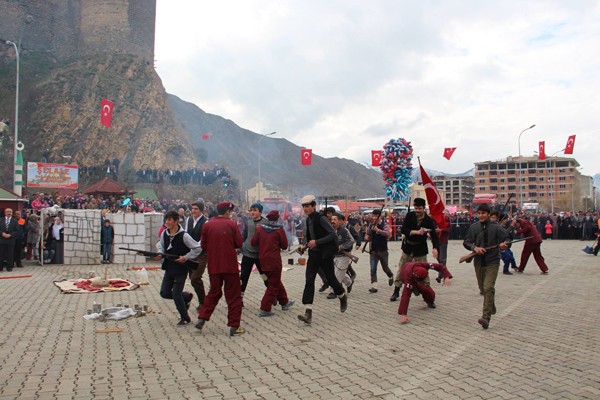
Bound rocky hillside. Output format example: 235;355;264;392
168;94;384;198
0;52;197;186
1;48;385;198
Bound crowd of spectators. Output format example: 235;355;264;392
34;154;232;187
14;191;600;245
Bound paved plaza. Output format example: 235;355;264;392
0;239;599;399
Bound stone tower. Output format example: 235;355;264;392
0;0;156;62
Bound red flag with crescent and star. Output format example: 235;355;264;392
371;150;382;166
564;135;576;155
100;98;113;127
443;147;456;160
301;149;312;166
418;159;448;229
538;141;546;160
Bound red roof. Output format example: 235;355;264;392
83;177;128;195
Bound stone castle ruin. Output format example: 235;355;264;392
1;0;156;62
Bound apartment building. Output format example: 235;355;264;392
431;175;475;210
474;156;590;211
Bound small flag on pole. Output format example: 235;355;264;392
443;147;457;160
564;135;576;154
301;149;312;166
371;150;382;166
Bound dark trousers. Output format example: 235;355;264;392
369;250;393;283
159;270;190;320
518;242;548;272
240;255;267;293
102;242;112;261
198;273;243;327
0;242;15;270
261;269;289;312
14;239;23;267
302;251;344;305
188;254;207;304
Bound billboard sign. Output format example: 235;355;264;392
26;162;78;189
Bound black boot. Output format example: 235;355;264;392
339;293;348;313
297;309;312;324
390;286;400;302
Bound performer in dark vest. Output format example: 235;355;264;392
157;211;201;326
391;198;439;301
186;201;208;311
364;209;394;294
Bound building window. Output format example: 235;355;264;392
559;176;566;181
490;186;498;191
559;184;566;189
490;178;497;183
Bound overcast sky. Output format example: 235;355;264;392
155;1;600;175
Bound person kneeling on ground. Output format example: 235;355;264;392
398;262;452;325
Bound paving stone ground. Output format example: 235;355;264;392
0;239;599;399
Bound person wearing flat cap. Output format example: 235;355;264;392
297;195;348;325
463;203;510;330
250;210;295;317
195;201;246;336
397;262;452;324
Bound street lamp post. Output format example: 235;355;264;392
5;40;23;196
517;124;536;157
516;124;535;209
257;131;276;202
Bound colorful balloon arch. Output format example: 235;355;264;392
380;138;413;201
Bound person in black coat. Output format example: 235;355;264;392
0;208;19;271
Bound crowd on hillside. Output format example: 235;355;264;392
32;154;232;187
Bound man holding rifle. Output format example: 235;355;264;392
364;208;394;294
156;210;202;326
463;203;510;330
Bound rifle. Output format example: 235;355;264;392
340;250;359;263
288;246;307;256
361;205;385;253
459;237;532;264
498;193;515;224
119;247;200;263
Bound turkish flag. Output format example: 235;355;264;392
538;141;546;160
301;149;312;165
100;98;113;127
371;150;382;166
201;133;211;140
443;147;457;160
564;134;576;154
419;161;448;230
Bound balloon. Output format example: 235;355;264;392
379;137;413;201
